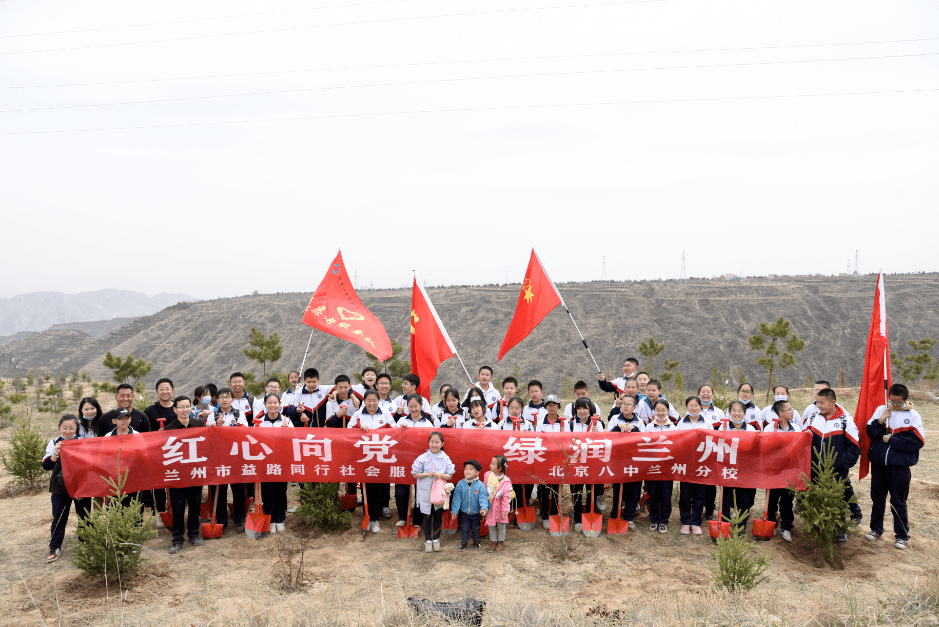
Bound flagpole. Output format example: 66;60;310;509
413;271;474;386
533;249;602;375
298;327;315;379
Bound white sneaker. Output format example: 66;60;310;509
382;507;393;518
395;520;406;527
371;521;380;534
425;541;433;552
595;497;606;512
782;530;792;542
155;518;164;528
269;524;278;534
575;523;582;531
542;519;549;529
432;539;441;552
277;523;286;532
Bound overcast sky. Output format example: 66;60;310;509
1;0;936;299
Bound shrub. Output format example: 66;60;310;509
789;440;856;565
0;415;49;488
709;495;769;593
295;482;352;532
72;463;155;585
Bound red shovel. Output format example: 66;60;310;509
752;418;780;541
155;419;175;528
709;417;732;542
582;483;602;537
607;483;629;535
201;484;224;539
245;416;270;539
359;483;370;538
549;513;570;536
397;485;420;539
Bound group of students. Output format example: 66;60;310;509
41;358;924;562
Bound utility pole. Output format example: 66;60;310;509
601;256;607;282
679;252;687;290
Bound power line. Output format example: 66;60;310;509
5;51;935;114
0;0;666;56
2;86;935;136
10;36;938;90
0;0;421;38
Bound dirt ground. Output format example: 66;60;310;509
1;390;937;626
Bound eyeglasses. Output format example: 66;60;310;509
889;400;905;407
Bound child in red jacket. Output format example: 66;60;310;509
484;455;513;552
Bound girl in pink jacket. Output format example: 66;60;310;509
484;455;513;552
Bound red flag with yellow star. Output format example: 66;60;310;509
498;250;563;360
302;251;393;361
410;277;457;400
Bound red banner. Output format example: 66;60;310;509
62;428;811;498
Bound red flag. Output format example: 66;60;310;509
856;273;891;480
498;250;563;361
302;251;393;361
410;278;457;400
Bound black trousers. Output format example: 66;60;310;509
678;482;706;526
169;486;202;544
836;467;863;521
647;480;674;525
721;487;756;531
363;483;387;522
539;484;560;519
610;482;642;521
394;484;423;525
423;506;443;541
705;484;717;519
261;482;288;524
459;511;480;542
767;488;795;532
870;464;911;540
139;489;167;513
571;484;588;524
50;493;90;550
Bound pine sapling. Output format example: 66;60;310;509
709;494;769;593
0;414;48;489
295;482;352;533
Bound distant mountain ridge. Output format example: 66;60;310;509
0;274;937;401
0;289;195;336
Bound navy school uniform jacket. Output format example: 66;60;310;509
866;405;925;468
806;406;860;471
608;413;644;433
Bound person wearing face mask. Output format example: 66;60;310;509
766;400;802;542
597;357;640;397
761;385;802;430
77;397;103;438
717;401;758;533
643;399;677;533
608;394;644;530
697;385;725;424
735;384;763;431
43;415;88;563
677;396;711;535
190;385;216;424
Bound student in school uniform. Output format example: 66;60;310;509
636;372;651;396
43;415;88;563
636;380;680;423
736;383;763;431
608;394;643;530
347;389;395;532
807;387;862;539
720;401;758;533
192;385;217;424
351;367;378;403
765;399;802;542
597;357;640;396
761;385;802;430
462;366;501;409
281;370;301;412
866;383;925;551
462;399;498;430
606;379;644;425
489;377;519;425
563;381;603;423
677;396;711;536
325;375;360;428
522;380;547;429
393;374;433;416
251;378;283;419
802;380;833;425
567;397;604;530
165;396;206;554
284;368;334;428
697;385;724;521
258;393;292;533
536;396;566;528
499;397;532;431
644;399;678;533
374;373;398;416
462;386;493;420
436;388;468;428
207;387;249;532
227;373;256;427
393;394;436;528
431;384;452;424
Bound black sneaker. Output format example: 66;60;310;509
169;543;183;555
850;517;862;526
473;541;482;550
190;536;204;547
458;542;467;551
837;532;848;543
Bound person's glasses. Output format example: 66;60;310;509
889;400;905;407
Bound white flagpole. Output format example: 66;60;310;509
415;274;474;386
533;249;602;374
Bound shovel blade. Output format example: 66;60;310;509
549;515;569;536
515;506;537;532
160;511;174;528
709;520;732;540
582;513;603;537
200;501;212;521
480;519;488;537
397;524;420;539
441;513;458;534
244;512;270;539
607;517;629;535
340;495;358;511
201;523;224;539
752;518;776;539
359;512;370;537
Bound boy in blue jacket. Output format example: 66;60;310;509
450;459;489;551
866;383;925;550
